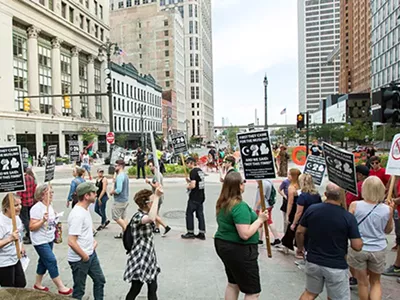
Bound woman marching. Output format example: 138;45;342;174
214;172;268;300
0;194;26;288
278;145;290;177
30;184;72;295
124;186;163;300
279;168;301;254
95;168;110;231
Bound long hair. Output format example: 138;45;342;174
216;172;243;215
299;173;318;194
289;168;301;188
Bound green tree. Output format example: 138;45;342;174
82;131;97;143
374;124;398;142
115;133;128;147
226;127;239;147
346;120;372;144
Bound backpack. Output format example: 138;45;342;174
123;217;135;254
264;181;277;207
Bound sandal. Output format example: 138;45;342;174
34;285;49;292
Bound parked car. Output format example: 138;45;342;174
124;150;137;166
353;145;368;153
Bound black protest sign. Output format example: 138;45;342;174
110;145;126;166
237;130;276;180
0;146;26;193
22;147;29;169
323;142;357;195
303;155;326;186
69;141;80;162
171;133;188;154
44;145;57;182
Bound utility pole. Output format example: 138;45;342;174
140;104;145;148
264;74;268;129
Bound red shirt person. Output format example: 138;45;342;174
346;165;369;208
16;168;37;244
369;156;390;187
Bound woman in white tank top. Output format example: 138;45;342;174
348;176;393;300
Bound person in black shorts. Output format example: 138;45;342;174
181;157;206;240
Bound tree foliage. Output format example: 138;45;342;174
115;133;128;147
226;127;240;147
82;131;97;143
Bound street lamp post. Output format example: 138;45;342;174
140;104;145;148
264;75;268;129
99;39;120;175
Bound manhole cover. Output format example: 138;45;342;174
163;210;186;219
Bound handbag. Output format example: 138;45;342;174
54;222;63;244
357;203;379;226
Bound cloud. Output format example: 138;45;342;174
212;0;241;9
213;0;298;74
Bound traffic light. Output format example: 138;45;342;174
23;98;30;112
372;83;400;124
63;95;71;109
297;113;305;129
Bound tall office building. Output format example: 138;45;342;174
0;0;110;156
298;0;341;113
110;3;185;133
110;0;214;140
371;0;400;92
339;0;371;94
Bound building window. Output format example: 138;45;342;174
166;81;170;87
165;50;169;57
80;14;84;29
195;70;199;83
164;20;168;26
191;87;195;99
61;53;72;116
190;54;193;67
69;7;74;23
95;25;99;38
49;0;54;11
127;0;132;7
164;30;169;36
100;5;103;19
139;33;142;39
189;37;193;50
165;40;169;46
39;45;52;114
118;1;124;8
94;0;98;15
190;70;195;83
196;87;199;99
195;54;199;66
86;19;90;33
189;4;193;17
95;64;102;120
189;21;193;34
165;71;170;77
195;4;198;17
85;0;89;9
13;34;28;111
195;37;199;50
79;60;88;118
100;28;104;41
121;82;124;95
62;2;67;18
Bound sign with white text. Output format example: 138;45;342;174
171;132;188;155
303;155;326;186
0;146;26;193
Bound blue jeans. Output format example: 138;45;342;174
34;242;59;279
95;195;109;225
69;252;106;300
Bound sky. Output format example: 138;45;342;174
212;0;298;126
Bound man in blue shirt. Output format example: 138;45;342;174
296;183;363;300
110;160;129;239
66;168;86;208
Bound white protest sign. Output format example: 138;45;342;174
386;133;400;176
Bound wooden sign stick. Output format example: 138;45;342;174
257;180;272;258
386;175;397;206
180;153;188;178
8;193;21;259
45;183;51;230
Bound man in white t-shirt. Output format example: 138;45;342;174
68;182;105;300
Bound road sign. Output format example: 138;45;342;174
106;132;115;144
303;155;326;186
248;123;255;131
0;146;26;193
110;145;126;166
323;142;357;195
69;141;80;162
386;133;400;176
171;132;188;155
44;145;57;182
237;130;276;180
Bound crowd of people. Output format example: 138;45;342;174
0;145;399;300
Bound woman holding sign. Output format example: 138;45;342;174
29;184;72;295
214;172;268;299
0;194;26;287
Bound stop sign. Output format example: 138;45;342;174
106;132;115;144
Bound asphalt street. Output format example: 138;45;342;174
17;167;400;300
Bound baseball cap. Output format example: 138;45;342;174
76;182;98;197
186;157;196;164
356;165;369;177
97;168;104;173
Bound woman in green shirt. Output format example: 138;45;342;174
214;172;269;300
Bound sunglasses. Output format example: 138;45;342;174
371;161;380;165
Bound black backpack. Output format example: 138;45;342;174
123;216;135;254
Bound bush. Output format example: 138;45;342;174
127;166;152;177
165;164;189;174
